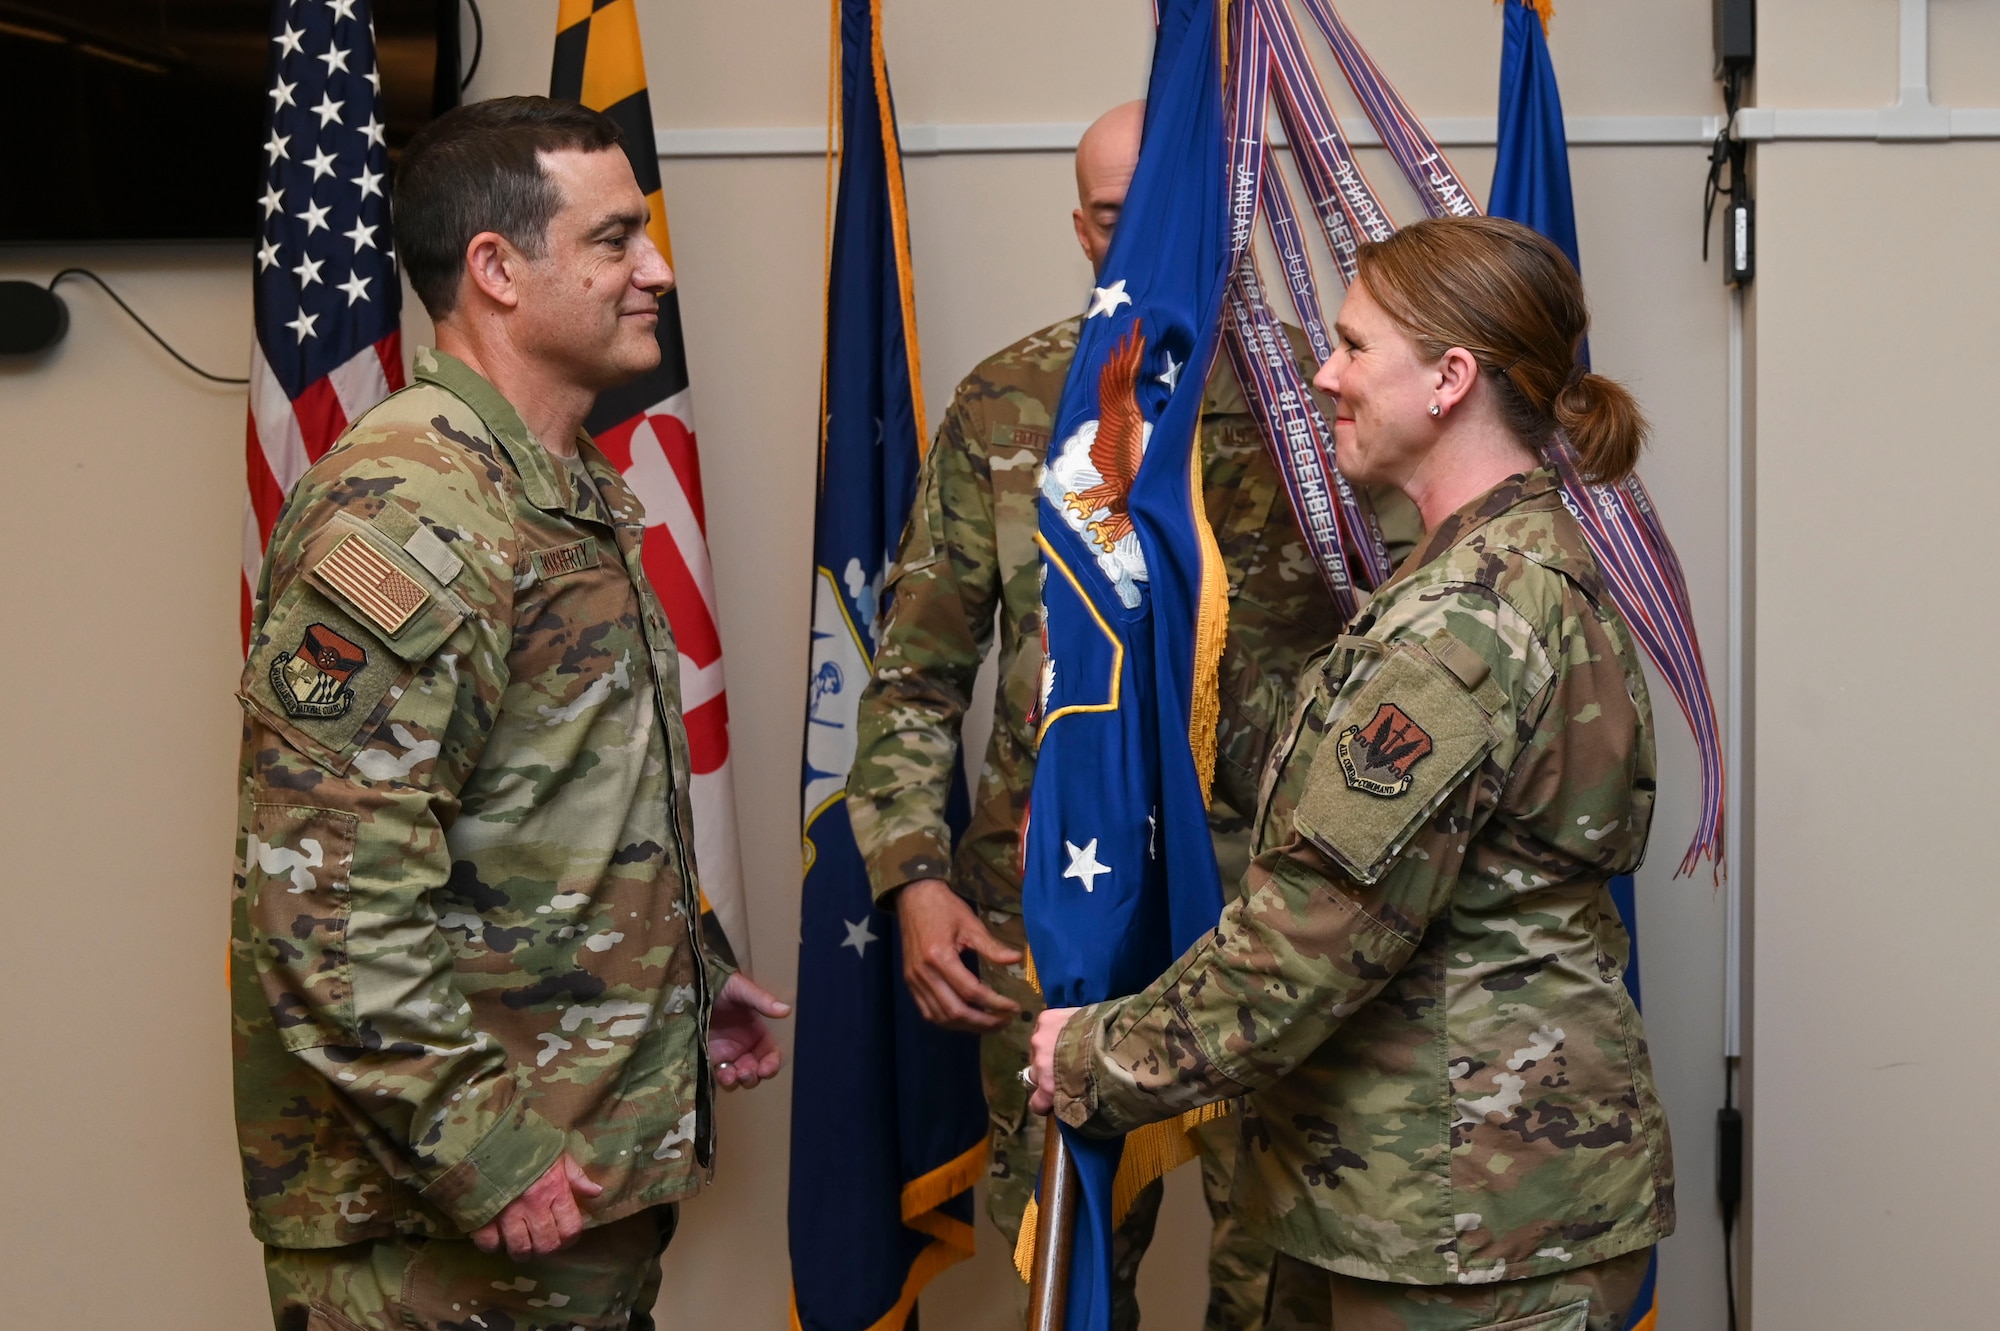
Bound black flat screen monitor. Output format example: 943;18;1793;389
0;1;451;243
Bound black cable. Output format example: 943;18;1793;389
47;268;249;385
460;0;484;93
1720;1056;1742;1331
1703;68;1745;263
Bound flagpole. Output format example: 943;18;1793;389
1026;1117;1080;1331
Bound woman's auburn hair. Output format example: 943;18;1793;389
1354;215;1648;486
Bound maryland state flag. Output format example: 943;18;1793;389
1018;2;1231;1327
552;2;753;968
1491;4;1657;1326
786;1;986;1326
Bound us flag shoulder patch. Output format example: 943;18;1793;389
315;533;429;636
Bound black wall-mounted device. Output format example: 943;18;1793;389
1714;0;1755;79
0;282;67;355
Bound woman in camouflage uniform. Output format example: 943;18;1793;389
1028;216;1674;1331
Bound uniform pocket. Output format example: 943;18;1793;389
241;514;469;774
246;803;359;1052
1483;1299;1591;1331
1293;645;1496;884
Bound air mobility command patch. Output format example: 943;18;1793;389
1294;645;1497;884
271;623;366;719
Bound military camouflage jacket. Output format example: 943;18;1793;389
1051;469;1675;1285
847;317;1413;910
231;349;719;1250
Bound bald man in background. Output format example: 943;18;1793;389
846;102;1419;1329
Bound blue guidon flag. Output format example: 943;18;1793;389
786;1;986;1327
1491;3;1658;1326
1017;1;1232;1327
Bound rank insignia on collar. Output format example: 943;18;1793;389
271;623;366;719
1336;702;1435;798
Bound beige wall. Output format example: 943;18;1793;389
1745;3;2000;1326
0;2;1757;1327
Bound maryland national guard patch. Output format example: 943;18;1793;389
314;532;430;635
271;623;366;719
1336;703;1434;797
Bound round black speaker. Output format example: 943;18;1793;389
0;281;69;355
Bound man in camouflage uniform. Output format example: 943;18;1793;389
232;98;788;1331
1028;248;1676;1326
845;101;1415;1330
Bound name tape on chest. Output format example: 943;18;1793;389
314;533;430;636
532;539;600;581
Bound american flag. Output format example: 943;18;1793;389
244;0;404;641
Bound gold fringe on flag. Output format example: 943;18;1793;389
1186;408;1229;807
1010;1104;1232;1283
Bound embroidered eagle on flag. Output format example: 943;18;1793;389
1044;324;1155;607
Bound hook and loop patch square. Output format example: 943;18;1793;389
1294;645;1497;884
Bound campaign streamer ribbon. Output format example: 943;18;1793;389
1218;3;1387;614
1222;0;1726;873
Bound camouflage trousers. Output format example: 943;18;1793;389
982;910;1271;1331
1262;1248;1652;1331
263;1206;676;1331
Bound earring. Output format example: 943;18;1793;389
1429;403;1441;417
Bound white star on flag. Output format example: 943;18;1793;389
285;310;318;343
265;131;291;165
291;254;324;288
257;240;282;272
841;917;879;957
274;24;304;57
259;184;285;219
330;0;358;19
1063;838;1111;893
311;93;344;128
354;166;384;201
1086;279;1132;320
305;146;339;181
1159;352;1182;390
269;78;296;110
298;200;331;234
343;219;377;251
360;115;386;148
337;273;372;306
318;45;351;76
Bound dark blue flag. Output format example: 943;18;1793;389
786;2;986;1327
1018;2;1230;1327
1490;0;1581;272
1491;4;1656;1325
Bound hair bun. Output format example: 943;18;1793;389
1552;369;1648;485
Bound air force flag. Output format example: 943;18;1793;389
1019;2;1232;1328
